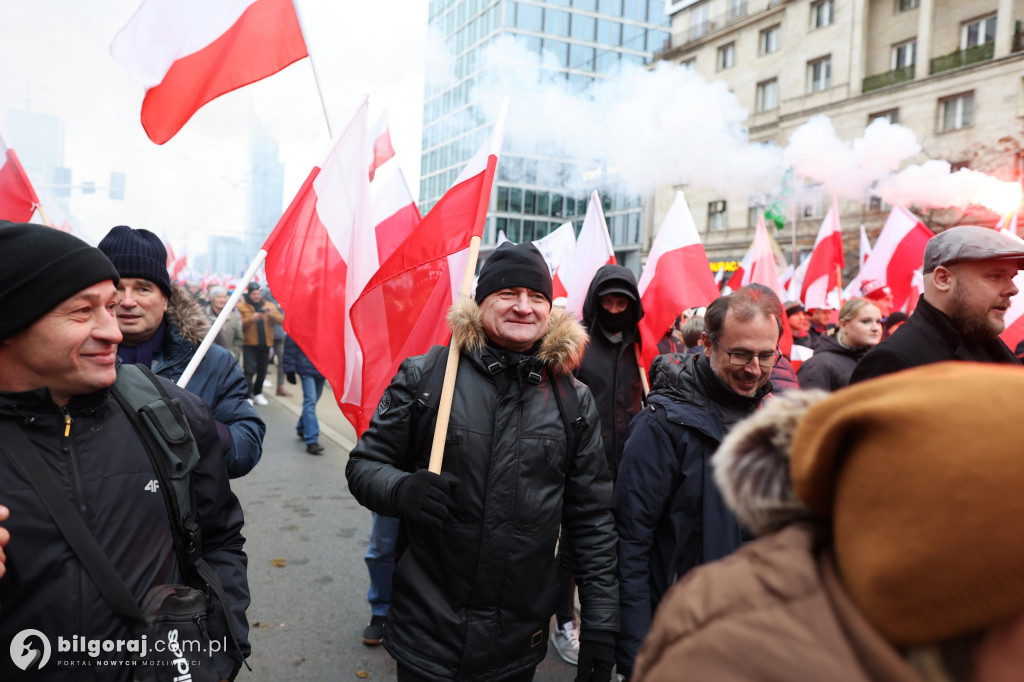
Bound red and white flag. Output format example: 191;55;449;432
495;221;576;301
855;206;933;312
843;224;874;299
111;0;308;144
559;190;616;317
367;110;396;181
723;220;789;295
263;99;373;426
1000;270;1024;352
0;133;41;222
745;214;795;358
371;164;421;265
346;112;507;434
801;197;845;310
637;190;719;370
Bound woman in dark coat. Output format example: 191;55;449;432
797;298;882;391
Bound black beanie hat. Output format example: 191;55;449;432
97;225;172;298
0;222;120;342
475;242;553;304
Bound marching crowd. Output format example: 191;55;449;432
2;219;1024;682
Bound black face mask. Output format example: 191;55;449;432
597;306;631;334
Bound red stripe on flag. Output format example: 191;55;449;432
0;148;41;221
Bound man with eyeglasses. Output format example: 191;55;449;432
612;285;780;680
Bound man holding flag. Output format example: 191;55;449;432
346;242;619;682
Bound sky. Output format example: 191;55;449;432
0;0;429;253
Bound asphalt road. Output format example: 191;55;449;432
232;383;579;681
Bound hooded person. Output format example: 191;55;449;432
345;241;619;682
634;362;1024;682
97;225;265;478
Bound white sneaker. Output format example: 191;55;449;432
253;394;269;406
550;620;580;665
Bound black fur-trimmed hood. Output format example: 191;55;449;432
446;296;588;375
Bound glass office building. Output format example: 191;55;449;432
421;0;671;271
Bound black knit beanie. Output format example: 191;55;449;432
97;225;172;298
475;242;553;304
0;222;120;342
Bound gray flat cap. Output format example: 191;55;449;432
922;225;1024;273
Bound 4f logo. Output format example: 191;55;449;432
144;480;160;493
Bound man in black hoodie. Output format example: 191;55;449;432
551;264;646;666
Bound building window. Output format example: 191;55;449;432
811;0;834;28
756;78;778;111
681;57;696;69
717;42;735;70
939;92;974;131
728;0;747;20
808;56;831;92
692;3;709;38
869;109;899;124
961;15;997;49
708;200;728;230
892;40;916;68
760;24;780;55
895;0;919;12
802;194;824;219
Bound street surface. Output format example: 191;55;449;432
233;382;578;681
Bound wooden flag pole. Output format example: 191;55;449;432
427;99;509;474
34;203;53;228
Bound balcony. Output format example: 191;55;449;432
862;64;915;92
930;41;994;75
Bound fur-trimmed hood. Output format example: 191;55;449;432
712;389;828;537
446;296;588;375
165;285;211;346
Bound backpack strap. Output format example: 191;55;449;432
549;371;585;455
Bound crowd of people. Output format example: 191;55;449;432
2;220;1024;682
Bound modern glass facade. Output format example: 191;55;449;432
421;0;670;271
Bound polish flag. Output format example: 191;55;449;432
843;224;874;299
801;198;845;310
346;112;507;435
170;250;188;281
367;110;396;181
855;206;933;312
745;215;795;358
560;191;616;317
1000;270;1024;352
0;133;41;222
637;190;719;369
111;0;308;144
723;219;788;294
371;164;422;265
495;221;576;301
263;99;373;423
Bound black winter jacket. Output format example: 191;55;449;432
576;264;645;480
614;352;770;676
0;374;250;680
346;298;618;681
796;332;871;391
850;296;1021;383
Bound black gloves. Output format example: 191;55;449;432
392;470;460;528
575;630;616;682
286;372;297;384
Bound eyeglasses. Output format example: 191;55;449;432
712;340;781;368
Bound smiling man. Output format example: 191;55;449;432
0;222;249;680
851;225;1024;383
613;285;780;679
346;242;619;682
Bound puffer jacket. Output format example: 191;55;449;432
796;331;872;391
346;297;618;681
0;375;250;681
614;351;771;676
150;287;265;478
577;264;645;480
633;391;927;682
237;297;283;347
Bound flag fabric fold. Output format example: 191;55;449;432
637;190;719;370
855;206;933;312
111;0;308;144
0;134;41;222
559;190;616;317
800;197;845;310
346;121;506;435
744;214;795;358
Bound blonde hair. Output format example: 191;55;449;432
836;298;880;347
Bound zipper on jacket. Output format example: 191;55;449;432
60;406;90;652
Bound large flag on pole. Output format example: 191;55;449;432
637;190;718;370
263;99;373;420
745;214;796;358
843;224;874;298
346;115;507;435
0;133;41;222
855;206;933;312
111;0;308;144
800;197;845;309
560;191;616;317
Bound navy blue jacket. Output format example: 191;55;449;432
283;337;323;379
614;352;769;675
